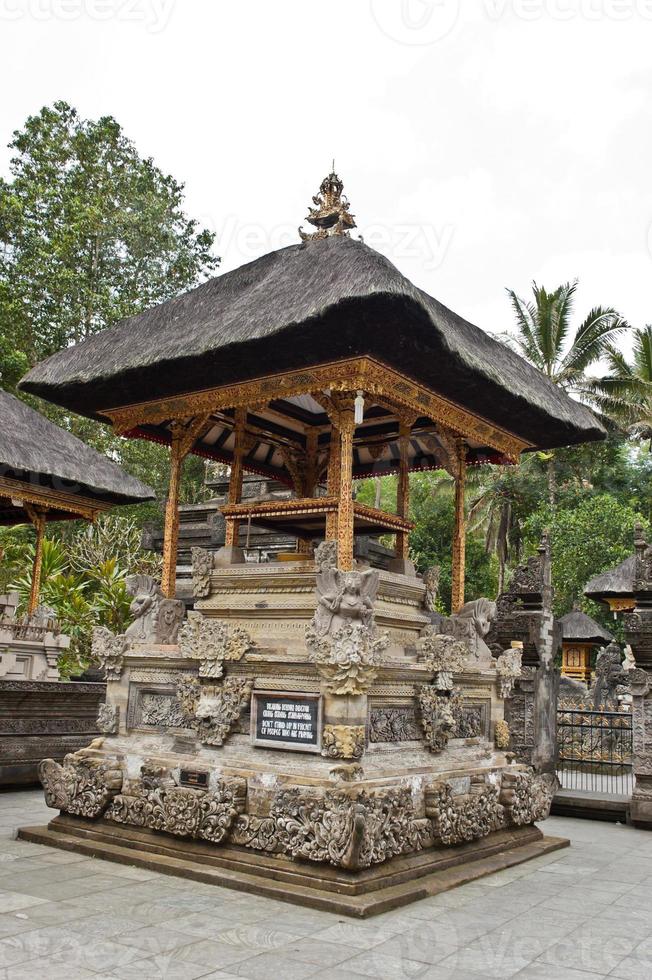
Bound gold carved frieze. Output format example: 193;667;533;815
0;475;108;522
101;357;530;458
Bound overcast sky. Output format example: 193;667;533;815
1;0;651;343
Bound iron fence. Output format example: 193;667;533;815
556;707;633;797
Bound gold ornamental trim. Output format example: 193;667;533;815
101;356;530;458
221;495;414;534
0;475;108;522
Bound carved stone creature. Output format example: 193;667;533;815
179;612;253;678
500;769;557;825
422;566;441;612
156;599;184;644
419;629;467;690
175;675;252;747
321;724;365;760
593;642;629;709
91;627;126;681
444;598;497;665
97;703;119;735
191;547;214;599
418;686;460;752
496;647;523;699
107;771;247;844
313;567;379;636
124;574;162;640
426;778;501;845
39;755;123;818
194;678;253;746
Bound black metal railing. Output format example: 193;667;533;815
556;707;633;798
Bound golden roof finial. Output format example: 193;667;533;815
299;167;356;242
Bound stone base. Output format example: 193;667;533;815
18;815;568;917
629;795;652;828
213;546;246;567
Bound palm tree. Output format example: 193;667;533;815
502;280;628;504
587;326;652;449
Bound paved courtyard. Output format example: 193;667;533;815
0;790;650;979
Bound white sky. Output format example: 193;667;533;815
1;0;651;343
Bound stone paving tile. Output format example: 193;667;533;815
1;792;652;979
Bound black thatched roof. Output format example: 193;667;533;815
583;551;652;601
0;391;154;524
20;236;605;451
559;608;612;644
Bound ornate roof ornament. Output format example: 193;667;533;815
299;167;356;242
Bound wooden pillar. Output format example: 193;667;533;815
297;427;320;555
325;420;341;542
224;408;247;548
337;402;356;571
162;433;184;599
451;439;467;614
161;414;211;598
395;417;413;561
27;510;46;616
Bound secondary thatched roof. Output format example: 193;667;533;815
559;608;612;644
0;391;155;524
20;236;605;451
584;553;646;601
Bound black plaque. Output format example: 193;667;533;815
179;768;209;788
251;692;322;753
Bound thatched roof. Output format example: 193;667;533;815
20;236;605;451
559;608;612;644
584;553;646;601
0;391;154;524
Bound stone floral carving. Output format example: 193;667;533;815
91;627;126;681
500;769;557;825
176;675;201;718
426;778;500;845
156;599;184;644
454;705;483;738
179;612;253;678
97;703;119;735
191;547;214;598
314;540;338;571
496;647;523;699
494;719;511;749
418;686;459;752
108;773;247;844
271;786;430;870
124;574;162;640
139;692;186;728
307;621;388;695
39;755;123;818
321;724;365;760
194;678;253;746
419;628;467;689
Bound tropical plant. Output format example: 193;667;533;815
586;326;652;449
501;280;628;504
67;514;161;577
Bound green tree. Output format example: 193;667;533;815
587;325;652;450
0;101;218;370
522;493;648;620
502;281;628;505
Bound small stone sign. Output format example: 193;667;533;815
251;691;322;753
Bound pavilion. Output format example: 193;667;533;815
0;389;154;616
20;172;604;611
558;605;613;683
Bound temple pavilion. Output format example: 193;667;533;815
0;389;154;614
20;172;604;611
558;605;613;683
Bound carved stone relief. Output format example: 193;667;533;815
179;612;253;678
321;724;365;760
426;778;500;845
368;705;420;743
191;547;214;598
39;755;123;818
91;627;126;681
97;703;119;735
